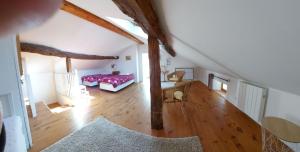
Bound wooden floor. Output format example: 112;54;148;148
28;81;262;152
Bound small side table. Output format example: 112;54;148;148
262;117;300;152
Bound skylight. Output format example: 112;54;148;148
106;17;148;39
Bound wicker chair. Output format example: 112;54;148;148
162;81;192;103
167;71;185;82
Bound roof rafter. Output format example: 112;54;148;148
20;42;119;60
112;0;176;57
61;0;144;44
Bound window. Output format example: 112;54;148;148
221;83;228;92
106;17;148;39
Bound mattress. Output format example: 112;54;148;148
100;79;134;92
98;74;134;88
3;116;27;152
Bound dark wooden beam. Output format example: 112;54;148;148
66;57;72;73
20;42;119;60
112;0;176;57
148;35;163;129
61;0;144;44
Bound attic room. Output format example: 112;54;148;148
0;0;300;152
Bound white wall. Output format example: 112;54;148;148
137;45;144;82
160;50;196;74
138;44;197;82
22;53;57;104
53;58;74;105
136;44;149;82
265;89;300;125
112;44;140;82
195;67;240;106
29;73;56;104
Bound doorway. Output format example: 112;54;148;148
21;58;37;118
142;53;150;82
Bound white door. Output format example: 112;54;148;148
0;36;32;147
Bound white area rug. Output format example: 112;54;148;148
42;117;202;152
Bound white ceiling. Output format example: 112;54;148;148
20;10;134;56
154;0;300;95
19;0;140;69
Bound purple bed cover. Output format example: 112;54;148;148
82;74;134;88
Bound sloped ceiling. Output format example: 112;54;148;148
20;10;134;55
20;0;140;69
154;0;300;95
67;0;132;21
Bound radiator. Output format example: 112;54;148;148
238;81;268;123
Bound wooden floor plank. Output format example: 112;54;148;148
28;81;262;152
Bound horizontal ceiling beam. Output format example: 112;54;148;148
61;0;144;44
112;0;176;57
20;42;119;60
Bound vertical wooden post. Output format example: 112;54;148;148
148;35;163;129
66;57;72;73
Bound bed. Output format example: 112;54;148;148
82;73;135;92
99;74;135;92
82;74;113;87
